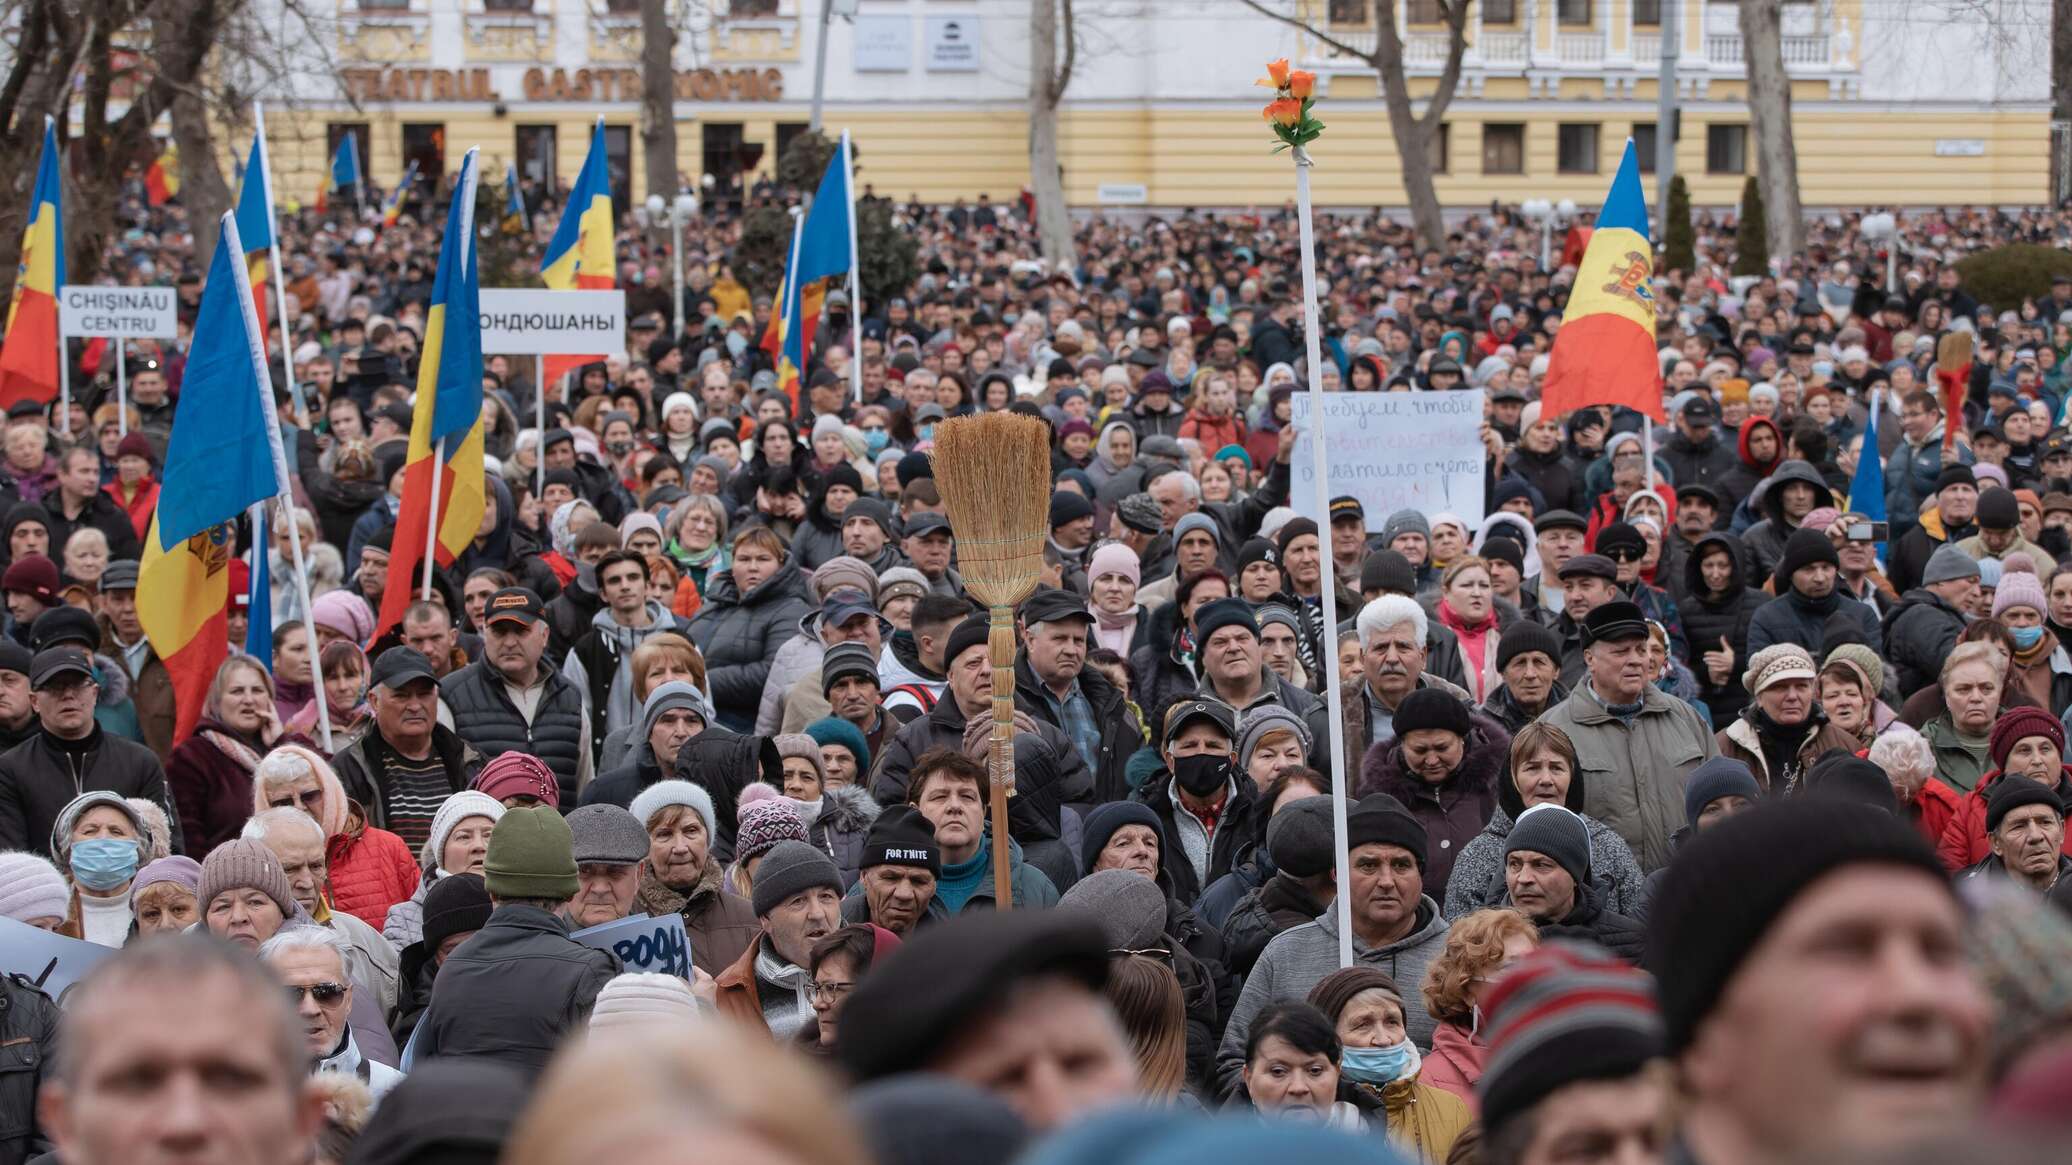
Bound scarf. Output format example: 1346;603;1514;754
753;944;814;1040
1435;598;1499;703
2010;628;2060;709
199;724;265;774
1092;604;1138;654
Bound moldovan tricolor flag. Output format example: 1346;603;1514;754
382;159;420;228
145;141;180;207
138;215;283;742
538;120;613;390
0;118;65;411
375;149;486;643
1539;139;1663;422
777;141;854;408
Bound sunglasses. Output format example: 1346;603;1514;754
286;982;347;1006
1604;547;1643;563
269;788;325;813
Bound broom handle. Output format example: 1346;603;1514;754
987;604;1016;910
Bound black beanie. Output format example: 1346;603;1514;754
1360;549;1416;596
1391;688;1472;739
1595;521;1645;560
1080;801;1165;873
1192;597;1259;645
1800;752;1900;814
1048;490;1094;530
1346;792;1429;870
862;805;941;876
1496;621;1562;673
1932;463;1977;494
1481;534;1526;574
1978;486;2020;531
1275;517;1319;551
1985;776;2065;834
1645;799;1948;1054
420;872;492;953
1236;537;1281;574
1773;526;1840;591
1504;804;1592;886
1267;796;1337;878
944;614;992;670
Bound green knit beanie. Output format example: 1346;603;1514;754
484;805;579;900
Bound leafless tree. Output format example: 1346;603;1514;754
1739;0;1803;255
1029;0;1077;268
1239;0;1466;251
641;0;679;203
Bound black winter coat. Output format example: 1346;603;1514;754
686;562;817;732
0;727;179;857
1014;651;1141;806
1680;533;1765;725
1130;768;1265;907
0;974;57;1165
1884;588;1970;695
1538;882;1647;963
1658;428;1741;497
414;904;619;1081
1505;445;1584;515
1220;870;1329;979
1128;602;1201;717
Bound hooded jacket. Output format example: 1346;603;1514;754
564;599;694;750
1355;712;1511;901
685;561;817;732
1718;416;1783;504
1679;534;1765;724
1883;588;1970;695
1442;764;1645;921
807;783;882;889
1738;460;1835;583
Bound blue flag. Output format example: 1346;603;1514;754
1848;393;1887;522
330;136;360;193
780;138;855;378
155;220;281;546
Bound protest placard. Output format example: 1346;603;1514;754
571;913;693;979
478;288;627;354
1289;390;1487;530
0;915;115;1003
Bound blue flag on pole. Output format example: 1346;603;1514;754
779;145;855;379
1848;394;1887;522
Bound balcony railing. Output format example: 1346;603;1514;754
1480;30;1528;65
1557;32;1604;64
1708;34;1831;67
1309;20;1838;73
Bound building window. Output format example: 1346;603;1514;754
604;0;637;11
602;124;633;214
1557;0;1591;25
1428;123;1451;174
1484;0;1518;21
1633;0;1661;24
1557;123;1599;174
1482;123;1525;175
1327;0;1368;22
357;0;407;9
400;124;445;191
728;0;779;16
515;124;557;191
1406;0;1444;21
482;0;531;11
775;122;812;171
1706;123;1748;174
1632;122;1657;174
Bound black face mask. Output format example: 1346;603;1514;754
1172;753;1232;798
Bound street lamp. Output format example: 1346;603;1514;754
1522;199;1576;271
1861;211;1898;294
644;191;700;337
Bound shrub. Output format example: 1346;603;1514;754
1953;244;2072;313
1662;175;1695;276
1732;176;1769;278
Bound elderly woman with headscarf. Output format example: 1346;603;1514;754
542;497;602;588
1085;421;1141;495
49;790;148;946
250;744;420;928
286;637;374;743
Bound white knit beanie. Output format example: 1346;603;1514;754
0;851;72;923
420;791;507;870
589;972;701;1033
628;780;716;840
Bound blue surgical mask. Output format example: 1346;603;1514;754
864;428;890;454
1339;1039;1420;1086
725;332;749;360
918;423;937;441
2012;624;2046;650
70;838;140;891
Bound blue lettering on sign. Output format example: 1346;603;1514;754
612;923;690;978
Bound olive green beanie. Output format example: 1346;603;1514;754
484;805;579;900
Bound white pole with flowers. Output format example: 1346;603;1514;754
1261;59;1356;970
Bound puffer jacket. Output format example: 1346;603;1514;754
326;802;422;929
1884;588;1970;695
1537;685;1717;872
1536;881;1647;963
1354;712;1509;902
1935;766;2072;871
1680;534;1765;725
1884;423;1974;531
754;611;827;736
1442;767;1645;921
1745;586;1879;661
686;561;817;732
633;861;761;976
412;904;619;1081
1737;460;1835;583
1219;869;1330;979
807;784;881;889
1127;600;1201;717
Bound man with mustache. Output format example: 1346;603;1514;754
715;840;845;1039
1647;799;1990;1165
331;648;484;851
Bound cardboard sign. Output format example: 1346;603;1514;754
59;285;178;339
478;288;626;354
571;912;693;979
0;915;116;1003
1289;390;1488;530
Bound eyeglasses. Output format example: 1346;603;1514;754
1603;547;1643;563
286;982;348;1006
808;980;854;1003
269;788;325;813
1108;947;1174;965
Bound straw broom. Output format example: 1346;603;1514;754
1935;331;1973;455
928;411;1053;910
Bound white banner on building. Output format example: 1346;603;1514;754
854;14;912;71
1289;390;1487;531
478;288;626;354
59;285;178;339
924;16;980;72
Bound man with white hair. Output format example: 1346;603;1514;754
244;806;400;1018
260;925;405;1099
1337;595;1472;774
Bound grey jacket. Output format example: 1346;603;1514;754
686;562;818;731
755;612;827;736
1537;684;1717;872
1214;897;1449;1100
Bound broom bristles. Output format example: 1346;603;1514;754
928;413;1054;608
1937;330;1973;376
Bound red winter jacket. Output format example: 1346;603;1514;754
1936;766;2072;872
1908;778;1964;861
1178;408;1245;452
327;808;424;929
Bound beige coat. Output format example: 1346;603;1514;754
1537;685;1717;872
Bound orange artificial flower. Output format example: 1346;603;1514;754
1263;98;1302;127
1288;70;1316;99
1259;57;1292;89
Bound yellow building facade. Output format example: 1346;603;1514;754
263;0;2049;211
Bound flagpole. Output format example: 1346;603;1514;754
1293;149;1355;972
223;210;332;751
116;340;127;436
254;102;308;429
535;355;547;499
1643;415;1656;491
56;338;69;437
842;129;863;405
422;442;443;603
782;204;805;413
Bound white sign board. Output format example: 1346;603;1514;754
854;14;912;72
1098;183;1149;205
924;16;980;72
1289;390;1487;531
0;915;115;1003
478;288;626;355
571;912;693;978
1934;138;1986;157
59;285;178;339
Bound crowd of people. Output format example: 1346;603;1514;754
0;162;2069;1165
